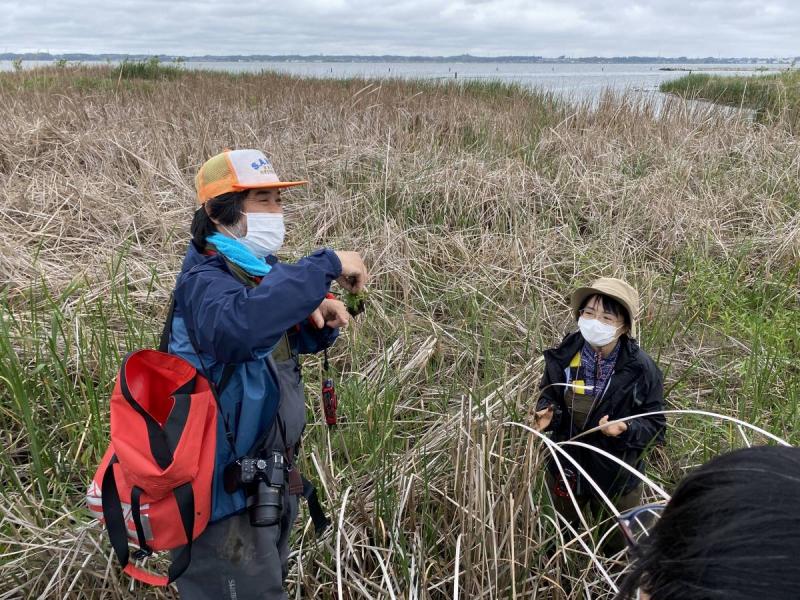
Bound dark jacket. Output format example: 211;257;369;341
169;242;341;521
536;331;666;498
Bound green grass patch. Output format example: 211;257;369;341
661;70;800;128
115;57;184;80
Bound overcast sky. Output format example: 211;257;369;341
1;0;797;57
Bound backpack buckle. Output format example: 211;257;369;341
132;547;153;560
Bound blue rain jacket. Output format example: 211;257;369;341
168;242;342;521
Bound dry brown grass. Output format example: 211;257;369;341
0;65;798;599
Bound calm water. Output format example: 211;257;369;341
0;60;778;101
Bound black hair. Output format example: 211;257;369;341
190;191;248;251
579;293;631;330
616;445;800;600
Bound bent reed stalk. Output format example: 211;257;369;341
0;65;798;599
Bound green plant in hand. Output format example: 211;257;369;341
344;289;368;316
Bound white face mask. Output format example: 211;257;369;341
578;316;621;347
238;213;285;258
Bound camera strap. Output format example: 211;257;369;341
302;475;331;536
321;348;338;426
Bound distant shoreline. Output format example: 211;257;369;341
659;66;790;72
1;53;797;65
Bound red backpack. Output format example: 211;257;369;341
86;349;217;586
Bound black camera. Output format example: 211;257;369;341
223;452;285;527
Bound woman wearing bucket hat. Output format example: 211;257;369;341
164;149;368;599
533;277;666;550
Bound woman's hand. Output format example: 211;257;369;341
334;251;368;293
534;405;554;432
599;415;628;437
309;297;350;329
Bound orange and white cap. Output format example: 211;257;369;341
195;149;308;204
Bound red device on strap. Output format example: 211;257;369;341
316;293;340;426
322;378;338;426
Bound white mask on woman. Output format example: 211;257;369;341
238;213;285;258
578;316;621;347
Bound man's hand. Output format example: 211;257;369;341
534;405;554;432
309;297;350;329
599;415;628;437
334;251;368;293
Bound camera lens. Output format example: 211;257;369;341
247;479;283;527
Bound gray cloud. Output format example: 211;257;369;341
0;0;797;56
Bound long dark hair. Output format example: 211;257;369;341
616;445;800;600
190;191;247;251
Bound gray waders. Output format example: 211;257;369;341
175;336;314;600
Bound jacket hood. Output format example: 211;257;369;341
179;241;217;275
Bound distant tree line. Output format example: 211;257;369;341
1;52;797;64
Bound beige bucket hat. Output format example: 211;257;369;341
568;277;640;338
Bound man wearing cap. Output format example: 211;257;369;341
533;278;665;550
166;149;368;599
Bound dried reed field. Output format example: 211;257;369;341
0;65;798;599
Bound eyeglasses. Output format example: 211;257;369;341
617;503;666;548
579;308;624;326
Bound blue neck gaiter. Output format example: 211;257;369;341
206;233;272;277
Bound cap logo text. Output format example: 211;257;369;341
250;157;274;173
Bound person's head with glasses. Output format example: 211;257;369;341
615;445;800;600
569;278;638;354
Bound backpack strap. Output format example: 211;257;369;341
101;456;196;586
130;486;152;557
184;331;238;459
158;295;177;353
164;292;239;458
101;457;132;573
159;293;237;400
217;364;236;396
118;353;197;470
